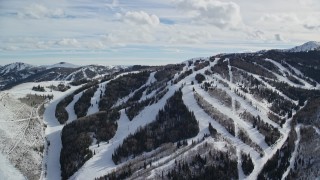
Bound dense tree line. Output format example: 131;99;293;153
208;86;232;108
195;73;206;84
211;59;230;81
263;50;320;83
194;92;235;136
69;78;90;86
73;80;99;95
99;71;150;110
154;64;184;82
166;151;238;180
232;68;260;88
249;85;297;117
145;81;166;95
241;153;254;175
99;166;132;180
238;127;264;156
55;79;99;124
258;128;297;179
267;112;285;126
127;86;148;103
223;50;320;85
249;86;283;103
293;97;320;127
240;112;281;146
112;90;199;164
287;75;304;85
287;126;320;179
55;95;74;124
264;79;320;105
251;58;284;76
173;69;193;84
208;123;217;137
281;62;317;87
74;85;99;118
60;110;119;179
230;58;277;79
32;85;45;92
270;98;295;117
194;60;210;71
125;87;168;121
47;83;70;92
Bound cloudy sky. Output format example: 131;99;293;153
0;0;319;65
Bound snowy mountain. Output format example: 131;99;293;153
0;62;34;75
44;62;80;69
0;62;40;89
0;42;320;180
287;41;320;52
0;63;127;90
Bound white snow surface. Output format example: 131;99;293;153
0;152;25;180
2;53;318;180
1;81;80;180
42;85;81;180
1;81;73;180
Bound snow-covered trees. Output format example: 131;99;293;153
241;152;254;175
99;71;150;111
194;91;235;136
112;90;199;164
32;85;45;92
74;85;98;118
60;110;119;179
195;73;206;84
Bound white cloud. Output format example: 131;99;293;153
246;30;265;40
298;0;320;7
106;0;119;9
259;13;300;24
19;4;66;19
1;0;320;62
122;11;160;27
101;29;156;45
85;41;105;49
56;38;80;47
167;29;212;44
175;0;243;29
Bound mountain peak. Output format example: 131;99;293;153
45;62;80;69
287;41;320;52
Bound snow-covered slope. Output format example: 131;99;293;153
1;42;320;180
0;62;34;75
0;90;44;180
287;41;320;52
37;52;317;180
0;153;25;180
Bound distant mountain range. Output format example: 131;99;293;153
0;62;127;90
